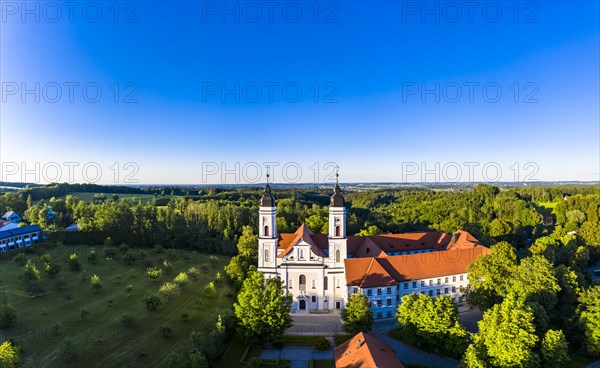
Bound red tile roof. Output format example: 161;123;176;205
277;224;328;259
334;331;405;368
345;245;490;287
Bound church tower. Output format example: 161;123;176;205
328;173;347;268
328;173;346;239
258;174;277;269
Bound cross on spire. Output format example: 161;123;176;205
266;165;270;185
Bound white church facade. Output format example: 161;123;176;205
256;179;490;316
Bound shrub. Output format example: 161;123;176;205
162;260;173;275
59;338;80;362
137;250;147;261
87;249;99;264
0;304;17;329
40;253;52;264
166;249;177;260
204;282;216;297
80;308;91;319
146;267;163;280
22;260;40;282
44;262;61;278
159;282;180;299
118;243;129;254
120;313;136;328
104;248;118;258
143;291;163;312
123;250;137;265
12;253;28;266
313;336;331;351
90;274;103;293
154;244;165;254
160;325;173;339
181;311;189;321
50;323;62;336
104;237;114;247
69;253;81;272
215;272;223;284
0;341;20;367
163;351;185;368
187;266;200;280
174;272;189;288
126;284;133;293
25;280;45;295
54;278;67;291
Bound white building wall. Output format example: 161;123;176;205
350;272;469;319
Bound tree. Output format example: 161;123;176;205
0;304;17;329
44;261;61;279
341;293;374;335
22;259;40;282
0;341;20;368
577;285;600;356
143;291;164;312
396;294;467;358
234;270;292;343
466;241;518;309
541;329;569;368
69;253;81;272
510;255;560;312
90;274;103;293
464;296;539;367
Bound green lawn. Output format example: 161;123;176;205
536;201;558;209
215;335;255;368
0;244;231;367
280;335;318;347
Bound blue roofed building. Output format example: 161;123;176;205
0;225;43;253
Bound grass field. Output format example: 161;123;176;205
536;201;559;211
0;244;231;367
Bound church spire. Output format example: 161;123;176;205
330;170;345;207
261;171;275;207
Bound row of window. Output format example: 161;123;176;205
356;275;465;296
367;288;462;307
288;275;341;290
386;249;434;256
272;248;341;262
370;295;467;314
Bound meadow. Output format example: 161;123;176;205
0;244;231;367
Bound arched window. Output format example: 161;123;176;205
335;225;341;237
264;225;269;237
311;296;316;303
264;249;269;263
324;276;328;290
299;274;306;290
312;279;316;289
335;249;340;262
288;279;293;288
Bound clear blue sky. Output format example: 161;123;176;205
1;1;598;184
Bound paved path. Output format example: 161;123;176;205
587;361;600;368
261;347;334;368
286;311;343;336
372;319;460;368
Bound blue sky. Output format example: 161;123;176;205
1;1;598;184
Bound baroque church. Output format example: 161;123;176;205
256;178;490;317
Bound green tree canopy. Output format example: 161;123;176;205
464;296;539;368
466;241;518;309
234;270;292;344
340;293;374;336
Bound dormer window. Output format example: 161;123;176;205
264;225;269;237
